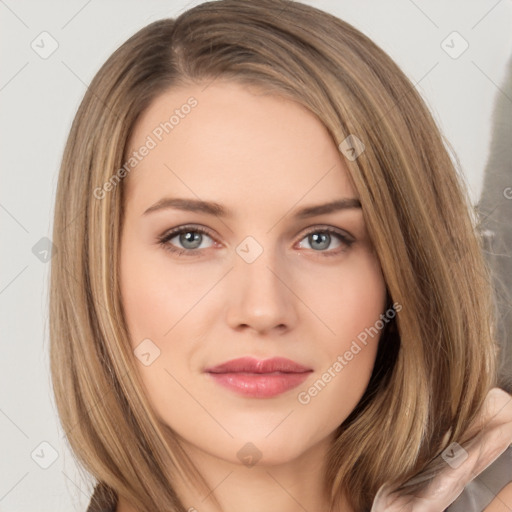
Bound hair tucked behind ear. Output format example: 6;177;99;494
49;1;498;510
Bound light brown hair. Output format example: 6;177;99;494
50;1;499;510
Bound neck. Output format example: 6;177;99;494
169;436;354;512
115;436;356;512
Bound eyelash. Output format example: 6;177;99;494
157;224;355;258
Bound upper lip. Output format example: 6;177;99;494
205;357;312;374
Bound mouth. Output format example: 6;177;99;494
204;357;313;398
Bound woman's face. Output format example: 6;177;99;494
119;80;387;467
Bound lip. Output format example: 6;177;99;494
204;357;313;398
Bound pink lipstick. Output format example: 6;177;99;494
204;357;312;398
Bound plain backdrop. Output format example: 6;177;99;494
1;1;511;511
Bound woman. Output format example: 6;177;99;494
49;1;512;510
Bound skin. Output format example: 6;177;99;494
117;80;387;512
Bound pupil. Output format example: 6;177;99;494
310;232;330;250
180;231;201;249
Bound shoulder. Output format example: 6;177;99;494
446;444;512;512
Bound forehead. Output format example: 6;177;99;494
124;81;356;211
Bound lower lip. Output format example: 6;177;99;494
207;372;311;398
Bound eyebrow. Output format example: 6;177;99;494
142;197;362;218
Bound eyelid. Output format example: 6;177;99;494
299;225;355;243
158;223;217;240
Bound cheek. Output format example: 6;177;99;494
119;238;211;345
303;252;385;379
120;260;170;346
293;254;387;432
305;250;387;347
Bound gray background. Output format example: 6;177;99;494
1;1;511;510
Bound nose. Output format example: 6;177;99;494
225;243;298;336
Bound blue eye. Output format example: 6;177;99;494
158;225;215;256
297;227;354;256
157;225;354;257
